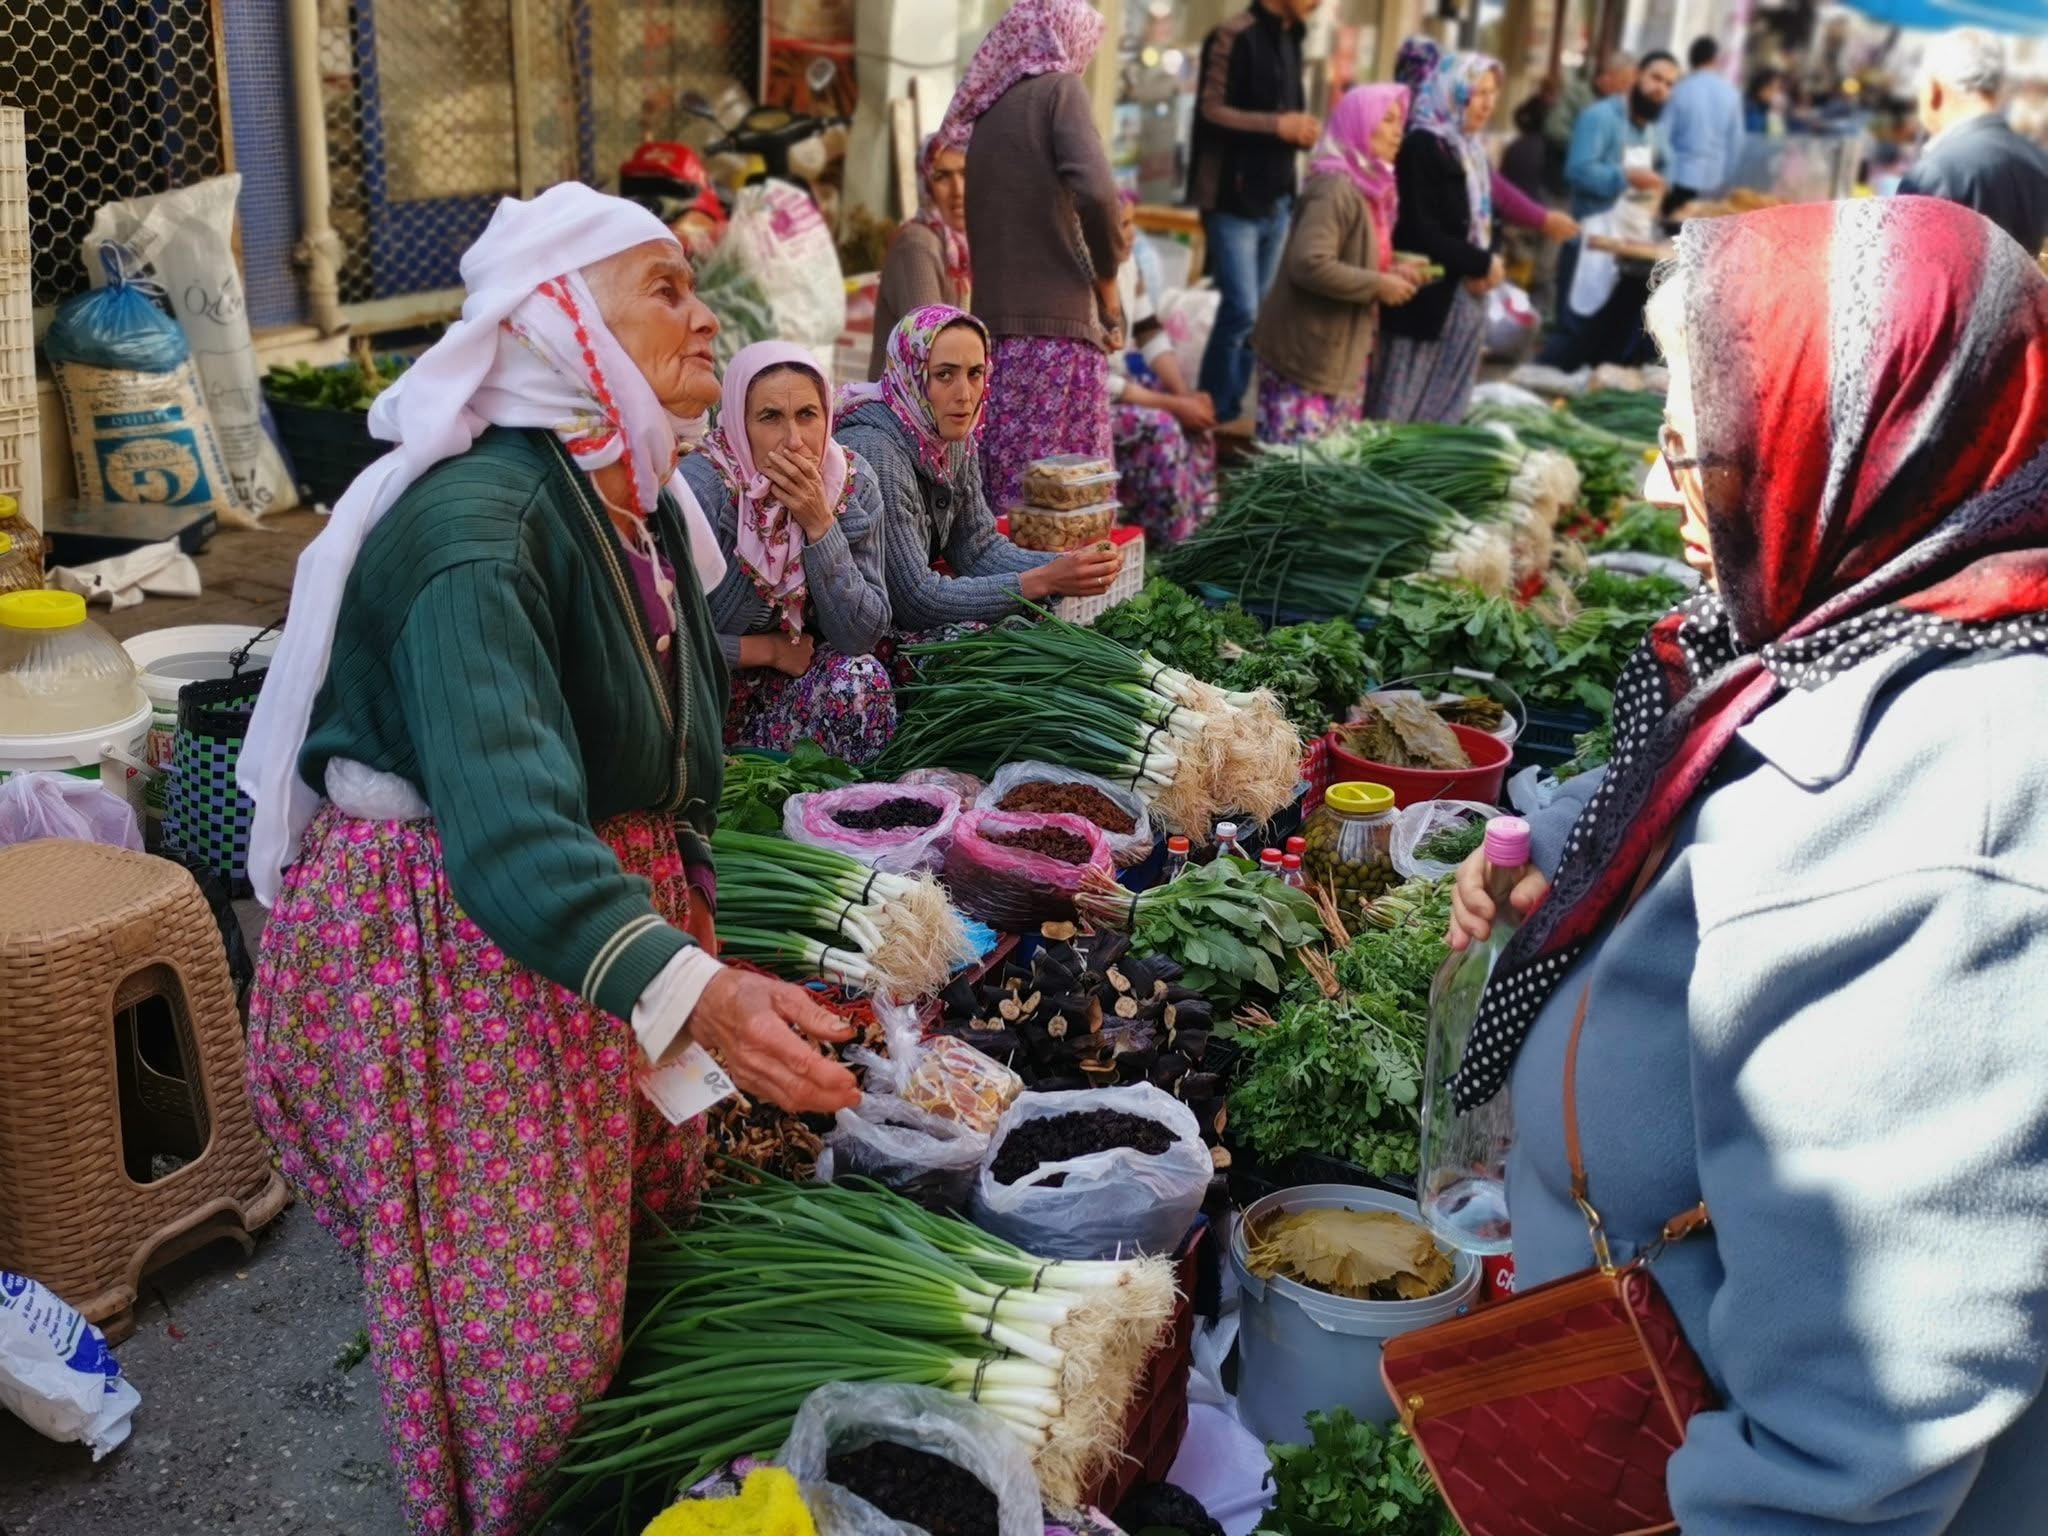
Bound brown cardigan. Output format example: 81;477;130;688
868;223;960;380
964;72;1122;342
1251;172;1396;398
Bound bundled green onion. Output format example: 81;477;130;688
877;613;1302;838
1565;388;1666;445
711;829;974;998
1468;403;1647;514
551;1176;1178;1517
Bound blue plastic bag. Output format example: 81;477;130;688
44;245;237;513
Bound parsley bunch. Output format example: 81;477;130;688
1260;1408;1458;1536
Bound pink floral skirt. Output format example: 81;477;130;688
1255;361;1364;446
979;335;1114;511
246;805;709;1536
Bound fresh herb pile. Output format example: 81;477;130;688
1262;1408;1458;1536
1590;501;1685;561
718;742;859;833
1077;856;1323;1012
263;354;411;411
1555;722;1613;780
1090;578;1261;680
1228;879;1450;1180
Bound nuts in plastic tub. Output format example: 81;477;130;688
1009;500;1118;551
1022;454;1119;510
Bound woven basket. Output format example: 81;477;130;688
162;667;265;897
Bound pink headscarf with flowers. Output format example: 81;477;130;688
1309;83;1409;269
933;0;1106;156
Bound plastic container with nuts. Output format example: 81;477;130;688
1009;500;1118;551
1301;780;1400;918
1022;454;1119;510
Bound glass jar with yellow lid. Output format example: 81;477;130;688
1301;781;1400;916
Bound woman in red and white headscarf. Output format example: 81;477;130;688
239;185;860;1536
1448;198;2048;1532
936;0;1124;511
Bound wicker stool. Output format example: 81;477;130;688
0;839;287;1341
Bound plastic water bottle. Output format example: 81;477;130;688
1214;821;1246;863
1164;835;1191;880
1259;847;1285;879
1280;852;1306;889
1417;815;1530;1254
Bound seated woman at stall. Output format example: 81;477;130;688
868;138;970;380
237;185;859;1536
1108;194;1217;545
1251;82;1423;444
680;340;894;765
836;304;1123;634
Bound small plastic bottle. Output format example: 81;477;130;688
1213;821;1246;863
1163;835;1191;880
1417;815;1532;1254
1280;852;1306;889
1259;847;1285;879
1284;835;1306;860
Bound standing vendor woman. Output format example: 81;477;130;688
1371;51;1510;425
237;186;860;1536
838;304;1122;632
940;0;1124;511
682;340;895;764
868;137;970;380
1251;82;1422;444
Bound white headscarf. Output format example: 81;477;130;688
239;183;728;907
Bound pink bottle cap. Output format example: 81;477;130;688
1484;816;1532;867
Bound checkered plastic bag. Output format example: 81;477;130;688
162;667;265;897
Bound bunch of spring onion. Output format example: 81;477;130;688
877;612;1302;838
548;1175;1178;1520
1155;446;1498;618
711;829;975;998
1468;402;1648;514
1565;387;1666;445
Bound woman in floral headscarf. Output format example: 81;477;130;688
1250;81;1426;445
680;340;895;764
868;136;971;381
836;304;1122;633
935;0;1124;511
1448;198;2048;1531
1370;50;1512;424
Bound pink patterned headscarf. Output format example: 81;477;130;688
1309;83;1409;268
838;304;993;481
699;341;849;640
933;0;1106;156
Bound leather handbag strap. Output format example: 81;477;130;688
1560;828;1708;1269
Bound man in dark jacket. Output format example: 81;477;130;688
1188;0;1322;422
1901;29;2048;259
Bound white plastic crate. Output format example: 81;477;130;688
1053;532;1145;626
0;403;40;534
0;107;28;416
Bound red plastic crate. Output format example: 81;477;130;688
1082;1220;1207;1511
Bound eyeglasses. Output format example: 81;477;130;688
1659;423;1703;474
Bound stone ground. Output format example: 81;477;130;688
1;513;414;1536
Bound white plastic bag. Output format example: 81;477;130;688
725;181;846;354
1389;798;1499;882
970;1084;1209;1260
817;1094;989;1210
1507;763;1560;815
0;1271;141;1460
780;1383;1043;1536
1483;282;1540;360
86;175;299;520
0;772;144;852
978;761;1155;868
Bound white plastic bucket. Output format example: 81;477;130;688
0;700;155;825
1229;1183;1480;1444
121;625;276;807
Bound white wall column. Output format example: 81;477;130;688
843;0;963;223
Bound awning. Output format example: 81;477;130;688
1840;0;2048;37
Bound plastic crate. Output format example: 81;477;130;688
1083;1217;1207;1512
1194;581;1377;633
1054;527;1145;626
1225;1145;1417;1209
1512;701;1602;775
0;402;39;536
265;397;385;508
0;108;31;420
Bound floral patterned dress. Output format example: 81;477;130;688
1110;400;1215;546
1255;360;1365;446
978;335;1115;511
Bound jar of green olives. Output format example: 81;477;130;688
1302;781;1399;916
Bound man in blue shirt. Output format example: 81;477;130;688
1664;36;1746;215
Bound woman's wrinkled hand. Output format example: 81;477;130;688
1168;392;1218;432
1033;543;1124;599
762;445;834;540
771;632;816;676
686;967;860;1115
1447;846;1550;953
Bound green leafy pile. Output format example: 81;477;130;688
1261;1408;1458;1536
716;742;859;833
264;355;411;411
1566;388;1666;444
1112;855;1324;1011
1589;501;1685;561
1229;880;1450;1179
1091;578;1261;680
1554;722;1613;780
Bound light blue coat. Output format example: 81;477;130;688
1507;645;2048;1533
1564;95;1670;219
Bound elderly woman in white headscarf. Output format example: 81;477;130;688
237;185;860;1536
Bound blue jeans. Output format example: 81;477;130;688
1197;201;1292;416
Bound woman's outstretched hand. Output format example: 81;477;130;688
1448;845;1550;953
686;967;860;1114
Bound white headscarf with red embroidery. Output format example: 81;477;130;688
240;183;726;908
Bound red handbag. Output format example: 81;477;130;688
1381;842;1713;1536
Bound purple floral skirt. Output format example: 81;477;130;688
246;806;709;1536
1111;401;1215;546
1255;361;1363;446
724;648;896;767
979;335;1114;511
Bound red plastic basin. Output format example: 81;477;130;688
1322;722;1511;809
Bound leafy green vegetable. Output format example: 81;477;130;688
1554;722;1613;780
1109;855;1324;1011
1566;388;1666;444
716;742;859;833
1590;501;1685;561
1090;577;1261;681
1570;564;1688;612
1261;1408;1458;1536
1414;818;1486;866
1219;620;1372;735
264;355;410;411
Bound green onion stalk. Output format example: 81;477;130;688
877;612;1302;839
710;829;975;999
545;1176;1178;1523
